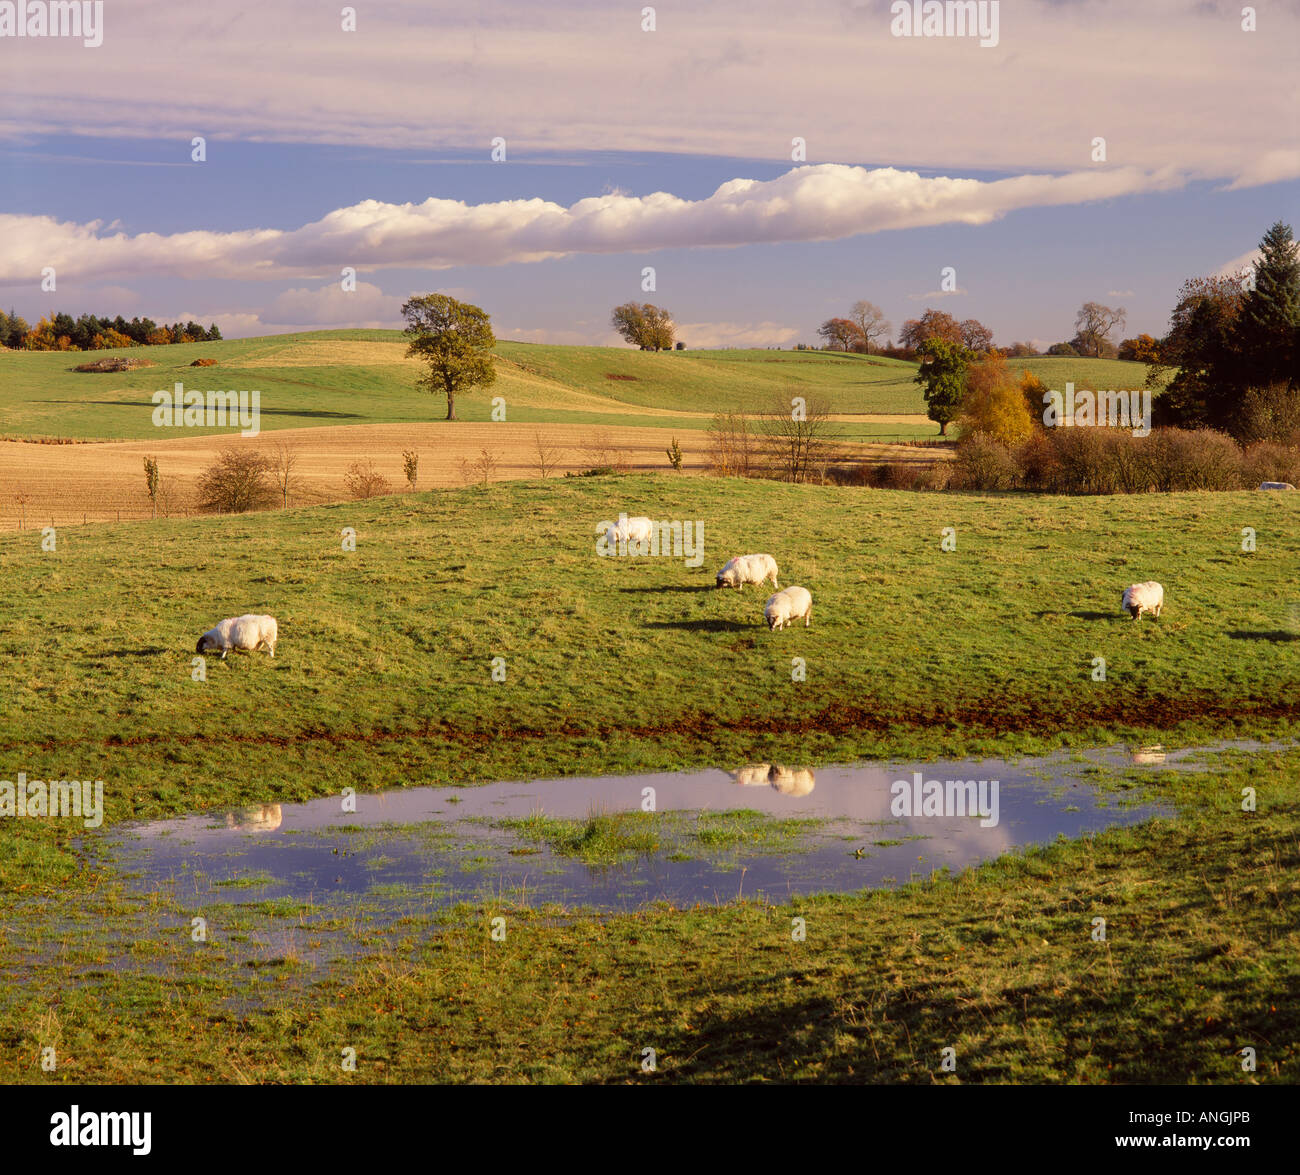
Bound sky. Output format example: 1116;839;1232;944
0;0;1296;350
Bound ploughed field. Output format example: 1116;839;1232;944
0;332;1153;528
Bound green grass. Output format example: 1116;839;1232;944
0;329;1153;440
1;748;1294;1083
499;807;827;866
0;473;1294;897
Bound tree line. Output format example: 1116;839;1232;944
0;310;222;351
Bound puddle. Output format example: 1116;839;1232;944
89;742;1251;915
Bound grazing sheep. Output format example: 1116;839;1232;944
196;614;279;658
1121;582;1163;620
764;586;812;631
715;553;779;590
605;515;654;548
1259;481;1296;491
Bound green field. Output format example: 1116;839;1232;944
0;330;1153;441
2;474;1295;892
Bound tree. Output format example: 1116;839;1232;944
1153;275;1244;429
1046;341;1078;356
402;449;419;491
957;353;1033;446
1232;220;1299;390
817;317;865;351
760;392;834;483
914;338;971;436
143;456;160;519
268;442;299;508
849;300;891;353
401;294;497;421
1004;341;1038;358
1073;302;1127;357
898;308;962;351
958;318;994;354
1118;334;1161;363
611;302;675;350
344;459;392;498
197;448;275;513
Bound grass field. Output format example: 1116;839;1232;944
0;329;1151;440
2;474;1294;893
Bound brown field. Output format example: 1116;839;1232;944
0;422;947;530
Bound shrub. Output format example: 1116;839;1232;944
190;357;218;367
344;459;392;499
1241;441;1300;487
950;434;1021;490
196;448;275;513
958;353;1034;446
1237;383;1300;446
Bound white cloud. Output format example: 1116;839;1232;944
907;286;968;301
262;281;405;326
0;163;1189;286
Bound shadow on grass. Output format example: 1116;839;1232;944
42;399;364;420
619;585;716;595
644;619;754;632
89;647;169;658
1067;611;1124;622
1228;630;1299;642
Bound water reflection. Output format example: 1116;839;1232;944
731;763;816;796
225;804;283;832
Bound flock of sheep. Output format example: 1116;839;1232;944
189;522;1165;660
606;514;812;631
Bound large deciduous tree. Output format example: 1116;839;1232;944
817;317;865;351
611;302;675;350
898;308;963;351
402;294;497;421
1072;301;1126;358
849;300;891;353
914;337;972;436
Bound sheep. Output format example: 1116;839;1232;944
605;515;654;549
1259;481;1296;491
196;614;279;658
1121;582;1163;620
764;586;812;631
715;553;779;591
225;803;283;832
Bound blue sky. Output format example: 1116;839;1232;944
1;0;1296;349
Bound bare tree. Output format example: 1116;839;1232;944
849;300;892;354
14;490;30;529
268;442;299;508
1073;301;1127;358
759;392;836;483
343;459;392;499
197;448;275;513
583;429;630;472
458;448;499;487
532;431;564;478
704;412;756;477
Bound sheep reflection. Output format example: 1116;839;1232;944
730;763;815;797
225;803;283;832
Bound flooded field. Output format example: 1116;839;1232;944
91;744;1236;915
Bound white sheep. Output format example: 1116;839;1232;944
1121;582;1163;620
764;586;812;631
1259;481;1296;491
731;763;773;787
715;553;779;591
196;614;279;658
605;515;654;549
